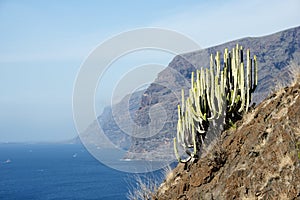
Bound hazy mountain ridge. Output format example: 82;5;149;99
76;90;145;149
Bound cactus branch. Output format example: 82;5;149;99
174;44;258;162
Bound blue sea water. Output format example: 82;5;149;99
0;144;168;200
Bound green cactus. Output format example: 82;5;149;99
297;142;300;160
173;44;258;163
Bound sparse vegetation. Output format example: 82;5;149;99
297;142;300;160
127;165;173;200
174;44;258;163
127;175;158;200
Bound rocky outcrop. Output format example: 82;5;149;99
154;80;300;199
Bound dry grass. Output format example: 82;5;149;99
127;175;159;200
127;165;174;200
288;61;300;85
270;61;300;95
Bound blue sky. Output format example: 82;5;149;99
0;0;299;142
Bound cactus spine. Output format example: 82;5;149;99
174;44;258;163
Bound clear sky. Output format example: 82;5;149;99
0;0;299;142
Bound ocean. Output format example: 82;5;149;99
0;144;169;200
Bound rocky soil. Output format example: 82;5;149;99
154;80;300;200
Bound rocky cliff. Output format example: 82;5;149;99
153;78;300;200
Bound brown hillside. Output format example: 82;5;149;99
154;80;300;200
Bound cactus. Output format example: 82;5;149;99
297;142;300;160
174;44;258;163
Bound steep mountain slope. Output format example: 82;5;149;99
126;26;300;160
78;89;145;149
154;79;300;200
